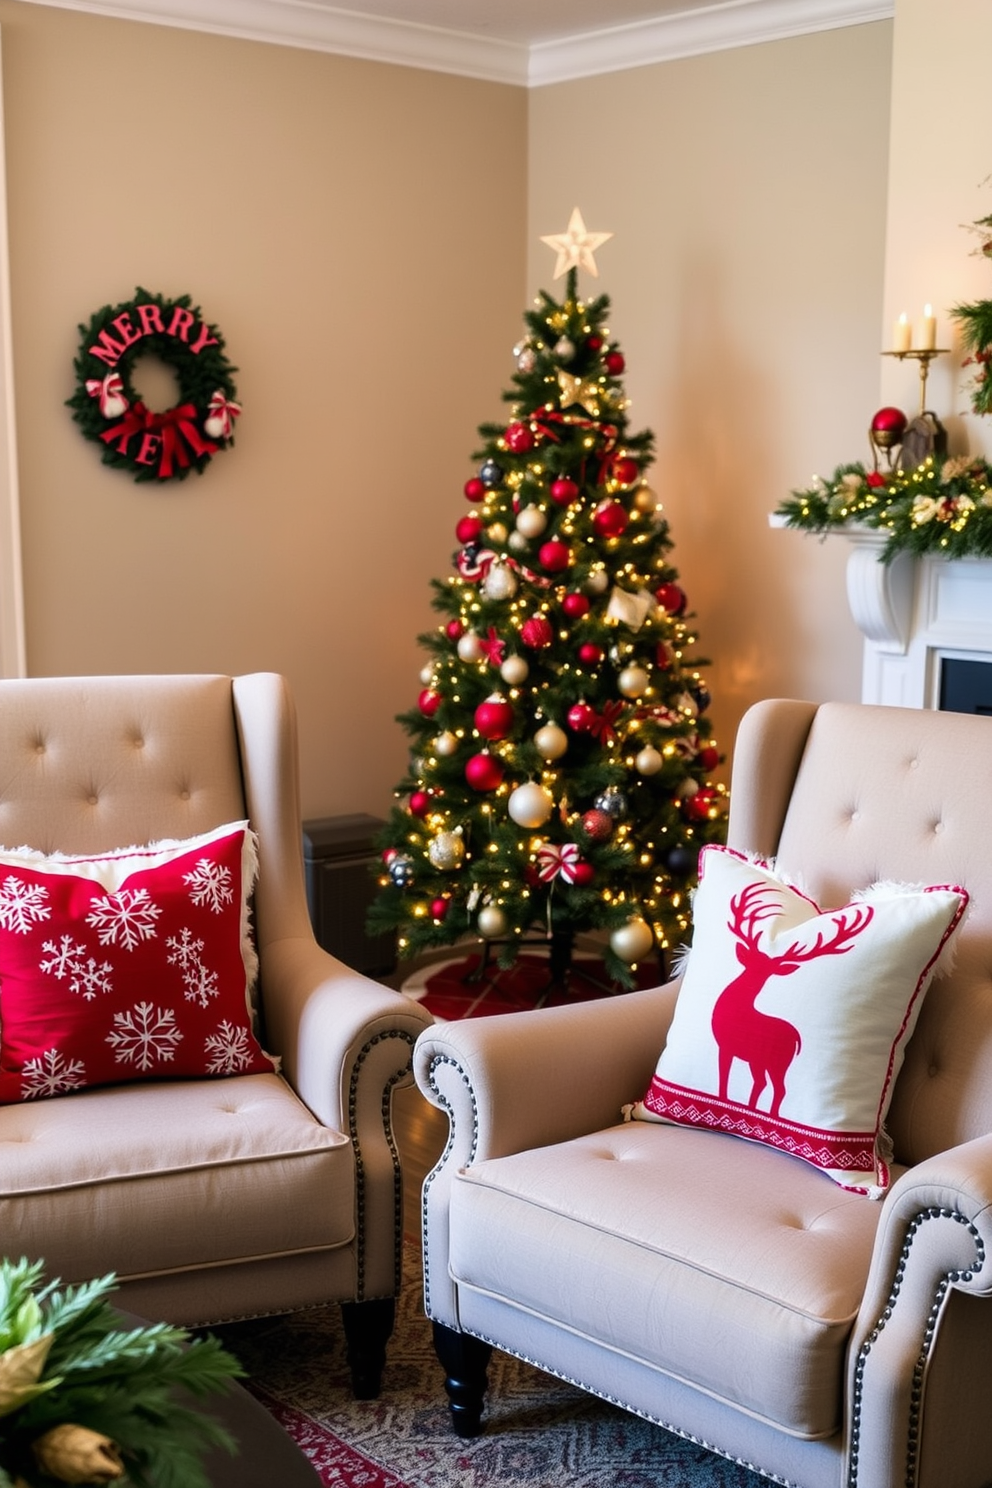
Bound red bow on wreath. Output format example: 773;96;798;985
100;402;218;480
537;842;581;883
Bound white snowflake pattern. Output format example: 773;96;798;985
39;936;113;999
184;858;234;914
69;956;114;1001
106;1001;182;1071
86;888;161;950
181;962;220;1009
166;927;205;973
21;1046;86;1100
0;875;51;935
40;934;87;979
204;1020;253;1074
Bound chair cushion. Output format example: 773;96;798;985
0;1073;353;1284
632;845;967;1193
448;1121;886;1438
0;823;275;1102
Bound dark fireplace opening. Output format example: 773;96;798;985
939;657;992;716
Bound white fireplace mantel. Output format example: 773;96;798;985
834;526;992;708
772;516;992;708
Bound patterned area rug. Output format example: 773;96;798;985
213;1247;770;1488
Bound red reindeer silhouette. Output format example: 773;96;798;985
711;882;873;1117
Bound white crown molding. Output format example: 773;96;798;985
14;0;893;85
529;0;894;85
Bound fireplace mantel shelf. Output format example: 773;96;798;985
770;514;992;708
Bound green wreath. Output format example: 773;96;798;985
67;287;241;483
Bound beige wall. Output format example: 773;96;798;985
0;1;527;819
528;21;894;763
1;4;900;819
881;0;992;458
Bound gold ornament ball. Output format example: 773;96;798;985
515;505;548;539
478;904;509;938
428;830;466;870
508;530;529;553
508;781;554;828
611;917;654;963
618;665;650;699
434;730;459;757
501;654;529;685
483;562;518;601
534;722;568;760
633;483;660;513
488;522;509;545
585;568;609;596
457;631;485;663
636;745;663;775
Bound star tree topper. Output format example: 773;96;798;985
540;207;613;279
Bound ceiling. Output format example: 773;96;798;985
21;0;892;84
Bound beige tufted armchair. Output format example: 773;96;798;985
415;699;992;1487
0;672;432;1398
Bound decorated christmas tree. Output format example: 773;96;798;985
368;211;727;988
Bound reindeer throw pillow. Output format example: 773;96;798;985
631;845;968;1195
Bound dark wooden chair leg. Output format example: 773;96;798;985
431;1319;492;1437
340;1296;395;1399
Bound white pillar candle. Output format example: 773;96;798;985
920;304;937;350
893;312;911;352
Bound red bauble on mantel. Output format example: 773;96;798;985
870;406;907;442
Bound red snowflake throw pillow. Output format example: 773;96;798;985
0;822;276;1102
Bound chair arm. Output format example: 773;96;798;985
414;979;678;1164
259;936;433;1131
845;1133;992;1487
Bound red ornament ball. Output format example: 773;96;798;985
446;619;465;640
474;695;514;741
578;643;604;666
409;790;432;818
465;753;505;792
655;582;687;615
567;702;598;733
612;456;640;488
604;351;625;375
581;808;613;841
592;500;629;539
697;745;720;772
562;591;590;619
456;514;483;545
418;688;441;717
505;421;535;453
524;863;542;887
382;847;398;864
464;476;486;502
683;785;718;822
550;476;579;506
539;539;571;572
430;897;450;921
871;406;907;438
587;335;603;352
570;859;596;887
521;615;554;648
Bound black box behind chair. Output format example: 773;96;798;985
302;815;396;977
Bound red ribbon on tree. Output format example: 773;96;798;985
100;401;218;480
588;700;626;742
537;842;581;883
479;627;505;666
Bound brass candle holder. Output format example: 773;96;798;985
881;346;949;415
